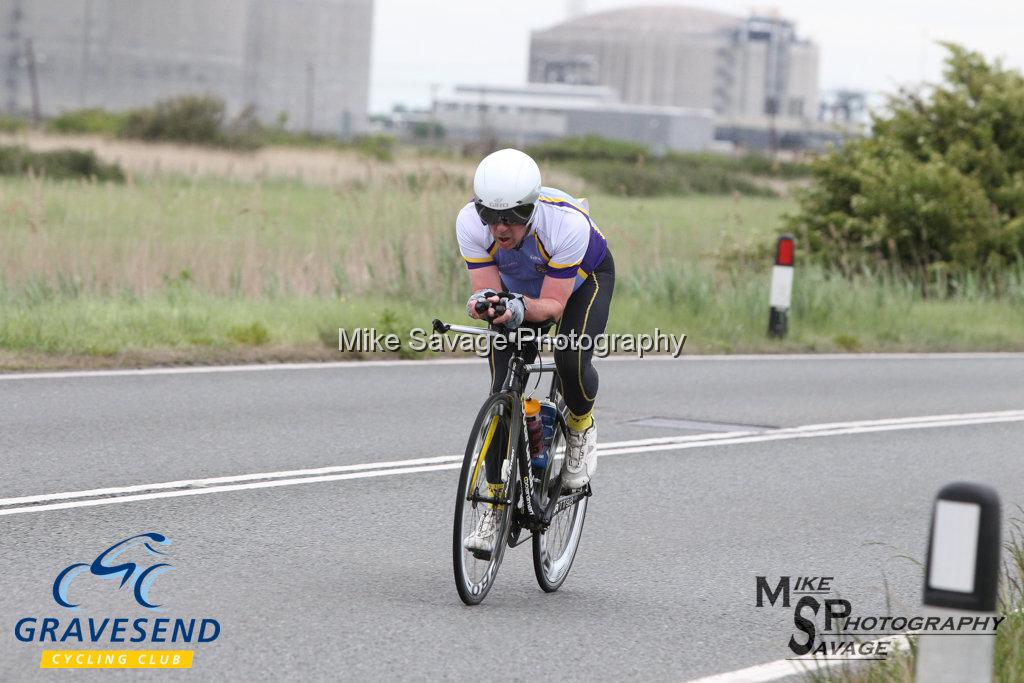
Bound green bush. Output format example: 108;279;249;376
528;134;649;162
41;96;396;156
227;322;270;346
260;128;341;149
353;134;395;162
0;145;124;181
116;95;270;150
528;135;805;196
562;158;775;197
789;44;1024;277
220;104;265;151
48;108;127;135
412;121;445;140
0;116;26;133
667;151;811;179
120;95;228;146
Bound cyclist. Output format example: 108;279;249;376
458;148;615;553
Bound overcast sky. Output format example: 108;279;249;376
369;0;1024;113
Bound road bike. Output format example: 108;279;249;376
432;308;591;605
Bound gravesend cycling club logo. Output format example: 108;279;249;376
756;575;1004;660
53;533;174;610
12;532;222;670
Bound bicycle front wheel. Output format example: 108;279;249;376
453;392;520;605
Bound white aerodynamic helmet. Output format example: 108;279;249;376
473;148;541;225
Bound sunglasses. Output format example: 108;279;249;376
474;201;535;226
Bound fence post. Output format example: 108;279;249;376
915;482;1001;682
767;234;794;338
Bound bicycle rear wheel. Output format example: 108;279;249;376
532;381;589;592
453;392;520;605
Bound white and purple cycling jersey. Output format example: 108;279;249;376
455;186;609;299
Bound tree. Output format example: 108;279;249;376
789;44;1024;278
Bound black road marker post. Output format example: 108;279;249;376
767;235;794;338
915;482;1001;682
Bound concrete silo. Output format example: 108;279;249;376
0;0;373;134
529;5;821;147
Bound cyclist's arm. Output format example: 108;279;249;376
488;276;572;325
523;277;572;322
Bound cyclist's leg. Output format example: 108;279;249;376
553;251;615;422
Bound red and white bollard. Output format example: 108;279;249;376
767;235;794;338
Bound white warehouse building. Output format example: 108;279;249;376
431;83;715;153
1;0;373;134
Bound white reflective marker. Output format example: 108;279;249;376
928;500;981;593
769;265;793;308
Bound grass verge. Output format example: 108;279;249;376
2;266;1022;371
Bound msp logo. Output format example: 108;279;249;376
756;575;1003;660
53;533;174;610
12;532;221;670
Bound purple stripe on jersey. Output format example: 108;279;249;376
466;260;495;270
580;228;608;274
546;264;577;279
538;198;608;275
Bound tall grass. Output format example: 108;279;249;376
0;175;788;301
0;173;1022;364
0;130;496;186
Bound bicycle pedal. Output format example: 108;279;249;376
469;548;492;562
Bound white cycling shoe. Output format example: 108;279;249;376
562;420;597;490
464;507;499;554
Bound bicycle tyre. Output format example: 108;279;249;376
453;392;520;605
532;381;589;592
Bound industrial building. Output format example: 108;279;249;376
529;6;833;149
1;0;373;134
429;83;715;153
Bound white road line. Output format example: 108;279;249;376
1;352;1022;381
1;410;1022;517
0;432;757;510
0;358;480;381
0;463;463;516
600;414;1024;457
0;454;466;507
683;634;912;683
5;411;1019;510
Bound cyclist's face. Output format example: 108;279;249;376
489;220;528;250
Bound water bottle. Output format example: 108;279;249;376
524;399;544;466
534;400;558;470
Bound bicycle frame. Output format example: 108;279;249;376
433;319;590;536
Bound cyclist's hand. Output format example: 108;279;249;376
491;293;526;329
466;289;497;320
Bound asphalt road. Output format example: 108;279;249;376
2;354;1023;681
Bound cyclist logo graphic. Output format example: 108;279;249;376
52;533;174;611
